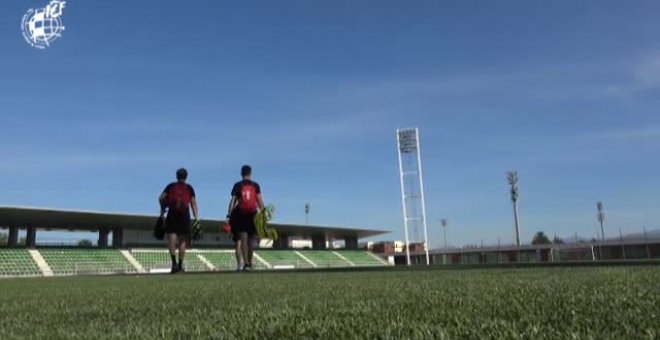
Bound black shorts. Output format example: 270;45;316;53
165;213;191;236
231;211;256;242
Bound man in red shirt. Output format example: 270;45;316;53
159;168;199;273
227;165;265;271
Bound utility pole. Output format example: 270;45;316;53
507;171;521;262
441;218;448;249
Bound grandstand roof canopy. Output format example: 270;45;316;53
0;206;389;239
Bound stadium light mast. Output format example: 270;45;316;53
397;128;430;266
507;171;521;249
644;226;651;259
619;227;626;260
597;202;605;242
305;202;310;225
441;218;448;249
597;201;605;259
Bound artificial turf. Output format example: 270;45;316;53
0;266;658;339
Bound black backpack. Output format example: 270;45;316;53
153;216;165;240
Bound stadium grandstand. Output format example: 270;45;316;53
0;206;390;278
393;237;660;265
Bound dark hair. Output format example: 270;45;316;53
176;168;188;181
241;165;252;177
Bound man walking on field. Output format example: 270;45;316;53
227;165;265;271
159;168;199;273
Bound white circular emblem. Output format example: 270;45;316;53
21;1;66;49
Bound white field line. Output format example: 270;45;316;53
120;250;146;273
294;251;318;268
253;252;272;269
332;251;355;266
28;249;53;277
196;254;217;271
367;252;389;265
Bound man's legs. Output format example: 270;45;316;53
239;232;250;270
178;234;188;271
241;212;257;269
167;233;178;273
246;234;257;268
234;237;243;270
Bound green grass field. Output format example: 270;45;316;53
0;266;658;339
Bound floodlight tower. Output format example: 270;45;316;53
596;202;605;242
596;201;605;259
305;202;310;225
441;218;448;249
507;171;521;249
397;128;430;265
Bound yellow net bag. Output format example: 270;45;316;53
254;204;278;241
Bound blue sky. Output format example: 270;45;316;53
1;0;659;247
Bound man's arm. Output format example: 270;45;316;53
227;183;239;219
158;192;167;217
190;197;199;221
227;196;237;219
256;183;265;210
159;184;172;216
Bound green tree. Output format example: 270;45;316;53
0;233;7;246
553;236;564;244
532;231;551;245
78;239;93;247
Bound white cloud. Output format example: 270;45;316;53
596;52;660;98
0;109;388;174
634;55;660;88
585;126;660;142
